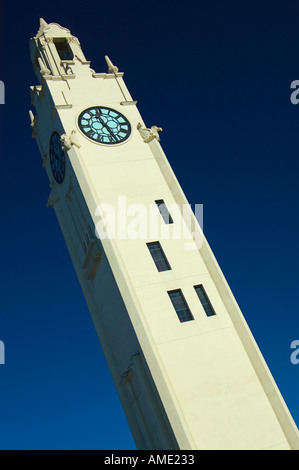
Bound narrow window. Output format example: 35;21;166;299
168;289;193;323
54;39;74;60
155;199;173;224
194;285;216;317
147;241;171;272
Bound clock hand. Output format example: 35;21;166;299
98;117;118;142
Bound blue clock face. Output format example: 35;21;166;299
49;131;65;184
78;106;131;144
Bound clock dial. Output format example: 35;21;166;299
78;106;131;144
49;131;66;184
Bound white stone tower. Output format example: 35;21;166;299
29;19;299;450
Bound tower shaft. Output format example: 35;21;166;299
29;20;299;450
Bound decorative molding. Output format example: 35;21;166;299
61;74;76;80
29;86;36;104
51;107;57;121
120;367;134;386
38;57;51;76
137;123;162;143
64;130;79;148
60;62;74;75
65;178;101;279
38;85;46;102
29;110;39;138
54;104;72;110
104;72;124;79
35;19;71;39
46;183;60;208
83;240;102;280
74;56;91;65
69;36;80;45
92;72;124;79
41;154;47;168
120;100;138;106
83;240;97;270
61;130;81;151
91;72;105;78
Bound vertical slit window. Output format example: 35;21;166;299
194;285;216;317
168;289;193;323
155;199;173;224
146;241;171;272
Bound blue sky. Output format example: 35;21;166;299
1;0;299;450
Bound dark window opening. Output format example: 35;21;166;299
155;199;173;224
147;241;171;272
168;289;194;323
194;284;216;317
54;39;74;61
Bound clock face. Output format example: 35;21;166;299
78;106;131;144
49;131;66;184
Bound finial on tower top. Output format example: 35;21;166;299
33;18;72;39
39;18;48;28
105;56;119;74
36;18;49;38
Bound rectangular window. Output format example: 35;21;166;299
54;39;74;61
146;241;171;272
194;285;216;317
168;289;194;323
155;199;173;224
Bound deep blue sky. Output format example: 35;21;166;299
1;0;299;450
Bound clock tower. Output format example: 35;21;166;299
29;19;299;450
